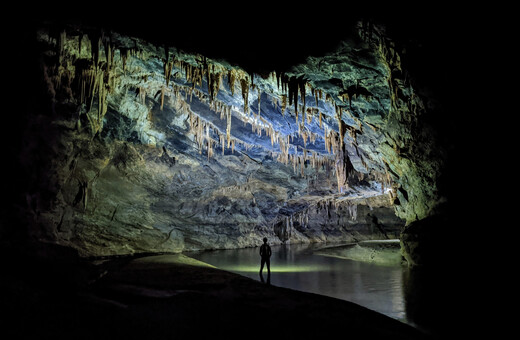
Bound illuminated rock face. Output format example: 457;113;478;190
16;21;448;260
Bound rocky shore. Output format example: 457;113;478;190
315;239;404;265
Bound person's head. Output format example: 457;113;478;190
263;237;267;244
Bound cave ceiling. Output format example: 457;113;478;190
40;14;404;195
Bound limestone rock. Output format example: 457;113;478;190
5;18;454;268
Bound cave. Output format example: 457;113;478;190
2;7;477;340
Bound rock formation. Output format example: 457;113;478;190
3;14;459;268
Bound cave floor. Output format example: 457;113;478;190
4;253;431;339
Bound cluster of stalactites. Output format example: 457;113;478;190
160;48;354;168
172;65;365;192
182;96;238;159
316;197;358;221
274;72;363;133
282;149;334;178
273;73;371;194
48;30;123;136
277;197;360;239
281;208;311;232
160;42;391;197
48;28;389;195
160;65;337;179
165;56;251;108
213;177;259;198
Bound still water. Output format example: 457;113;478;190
189;243;409;324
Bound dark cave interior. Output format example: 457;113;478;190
1;5;482;339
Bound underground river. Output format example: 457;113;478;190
189;242;413;326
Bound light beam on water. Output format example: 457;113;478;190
189;243;408;324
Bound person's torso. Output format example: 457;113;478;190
260;244;271;257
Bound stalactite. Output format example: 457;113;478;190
257;89;262;116
281;95;287;115
164;58;174;87
219;134;225;155
288;76;299;115
346;203;358;221
306;108;313;124
121;48;130;72
138;86;146;104
208;70;222;102
226;108;232;148
240;77;249;114
160;86;165;110
337;116;347;153
299;76;306;115
347;125;358;144
324;126;331;154
228;69;236;96
300;155;305;177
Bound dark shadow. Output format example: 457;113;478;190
402;266;470;339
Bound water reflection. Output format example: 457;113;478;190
189;243;408;323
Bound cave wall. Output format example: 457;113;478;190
21;92;403;256
21;111;403;256
9;25;410;257
358;22;447;223
4;18;456;267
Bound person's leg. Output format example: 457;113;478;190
260;258;265;274
259;258;265;283
266;259;271;284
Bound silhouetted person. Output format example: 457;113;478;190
259;237;272;284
